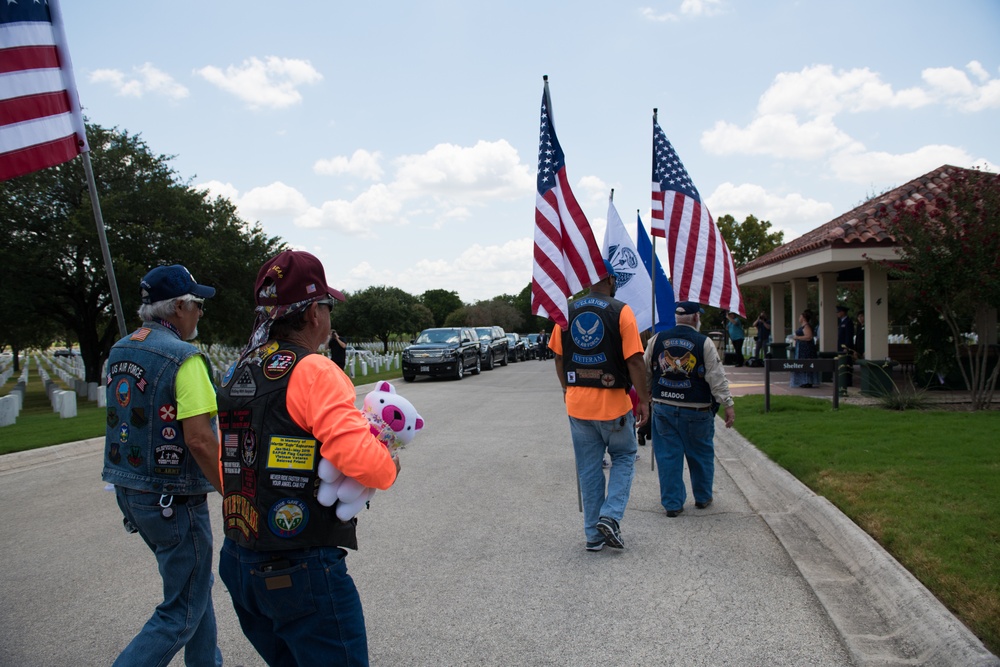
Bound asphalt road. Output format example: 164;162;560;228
0;359;995;666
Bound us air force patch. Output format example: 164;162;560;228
570;312;604;350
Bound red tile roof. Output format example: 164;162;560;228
737;164;975;275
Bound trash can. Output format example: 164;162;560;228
708;331;725;358
818;351;838;383
837;354;853;395
860;359;896;397
769;342;790;360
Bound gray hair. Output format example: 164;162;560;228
138;294;200;322
676;313;700;327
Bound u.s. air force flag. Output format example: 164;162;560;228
602;196;654;332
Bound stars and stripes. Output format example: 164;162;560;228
0;0;88;181
531;78;606;329
650;116;744;316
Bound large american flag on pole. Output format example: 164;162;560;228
0;0;88;182
650;114;744;316
531;76;606;329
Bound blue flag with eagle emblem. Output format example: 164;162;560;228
602;197;654;332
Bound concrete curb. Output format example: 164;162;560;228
0;437;103;475
714;424;999;667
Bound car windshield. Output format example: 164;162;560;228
475;328;492;341
415;329;459;344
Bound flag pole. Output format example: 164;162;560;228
650;109;659;336
81;152;128;339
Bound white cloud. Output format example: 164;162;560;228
194;56;322;109
921;64;1000;112
758;65;930;116
639;0;724;22
314;149;384;180
195;180;240;202
392;139;532;201
827;145;983;184
706;182;835;237
294;184;403;237
702;113;860;159
89;63;189;100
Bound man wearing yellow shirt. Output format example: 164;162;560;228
549;260;650;551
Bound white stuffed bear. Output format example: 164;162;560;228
317;380;423;521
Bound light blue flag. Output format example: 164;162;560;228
637;213;676;332
602;198;654;332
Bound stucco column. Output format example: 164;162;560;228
770;282;786;343
976;307;998;346
818;272;838;353
863;262;889;360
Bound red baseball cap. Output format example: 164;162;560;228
254;250;345;307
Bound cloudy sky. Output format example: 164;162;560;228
60;0;1000;303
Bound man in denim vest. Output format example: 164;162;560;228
103;264;222;667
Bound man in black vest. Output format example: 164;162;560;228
837;305;855;354
217;250;400;666
548;260;650;551
644;301;735;517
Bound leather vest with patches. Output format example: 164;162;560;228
217;342;357;552
101;322;216;495
561;293;628;390
649;327;712;404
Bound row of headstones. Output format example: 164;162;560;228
0;359;29;427
202;346;401;385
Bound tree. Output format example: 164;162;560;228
336;286;419;352
457;298;524;332
0;123;284;382
514;283;551;333
879;169;1000;410
717;214;784;267
419;289;464;327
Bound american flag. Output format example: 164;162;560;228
650;116;744;316
531;78;606;329
0;0;88;182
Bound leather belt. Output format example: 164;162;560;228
681;405;712;412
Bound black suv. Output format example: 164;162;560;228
475;326;509;370
402;327;481;381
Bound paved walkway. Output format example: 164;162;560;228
0;361;995;666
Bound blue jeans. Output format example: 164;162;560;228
568;412;637;543
113;487;221;667
650;403;716;511
219;539;368;667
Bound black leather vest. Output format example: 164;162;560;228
649;327;712;404
217;342;357;551
561;293;628;389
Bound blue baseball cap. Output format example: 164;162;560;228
603;259;616;280
675;301;704;315
140;265;216;304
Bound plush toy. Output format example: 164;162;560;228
317;380;423;520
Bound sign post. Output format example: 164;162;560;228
764;358;839;412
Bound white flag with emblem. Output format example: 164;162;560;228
602;196;654;332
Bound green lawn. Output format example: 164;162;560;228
733;394;999;656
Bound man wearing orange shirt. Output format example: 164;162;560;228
217;250;399;666
549;260;650;551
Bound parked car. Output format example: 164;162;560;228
523;333;540;359
402;327;481;381
475;326;509;370
505;333;527;362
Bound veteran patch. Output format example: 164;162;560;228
263;351;296;380
266;436;316;471
223;493;260;540
230;368;257;397
268;498;309;538
130;407;147;428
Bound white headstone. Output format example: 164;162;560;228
0;395;17;427
58;390;77;418
88;382;99;401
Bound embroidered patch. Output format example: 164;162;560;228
161;425;178;441
130;328;152;341
130;407;147;428
242;469;257;497
230;409;252;429
108;442;121;465
263;351;296;380
119;422;130;444
221;363;235;387
159;404;177;422
230;368;257;397
223;432;239;458
108;361;147;392
269;473;310;490
223;460;241;475
223;493;260;540
127;446;143;467
154;444;184;475
106;408;118;428
115;379;131;408
569;312;605;350
241;429;258;466
266;435;316;471
268;498;309;538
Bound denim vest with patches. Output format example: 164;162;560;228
649;326;712;405
101;322;216;494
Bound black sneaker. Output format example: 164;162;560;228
596;516;624;549
695;499;713;509
666;508;684;518
585;539;605;552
